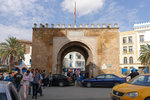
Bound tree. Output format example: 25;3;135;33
0;37;25;72
138;44;150;70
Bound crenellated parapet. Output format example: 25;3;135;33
33;23;119;28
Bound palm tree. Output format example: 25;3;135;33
0;37;25;72
138;44;150;71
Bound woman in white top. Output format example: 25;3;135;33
23;70;30;100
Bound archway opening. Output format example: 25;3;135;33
57;41;94;78
63;51;85;76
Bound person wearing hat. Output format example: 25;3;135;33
23;70;30;100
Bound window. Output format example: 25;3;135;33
123;37;127;43
0;93;7;100
128;36;133;43
29;59;31;65
76;61;82;67
129;57;133;64
140;35;144;42
69;55;73;59
20;59;22;65
128;75;145;86
106;75;116;78
129;46;133;52
96;75;105;79
124;57;127;64
123;46;127;53
76;54;81;59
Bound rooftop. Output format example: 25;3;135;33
18;40;32;44
134;22;150;28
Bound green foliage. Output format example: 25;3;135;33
138;44;150;65
0;37;25;72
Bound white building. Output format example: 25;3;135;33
63;52;85;70
120;22;150;74
134;22;150;58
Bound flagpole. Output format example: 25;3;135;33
74;1;76;25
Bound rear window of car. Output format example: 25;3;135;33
53;74;67;79
60;75;67;79
106;75;116;78
0;93;7;100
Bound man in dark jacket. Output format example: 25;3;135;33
128;70;135;79
134;70;139;77
13;69;23;92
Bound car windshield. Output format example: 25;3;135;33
0;93;7;100
128;75;150;86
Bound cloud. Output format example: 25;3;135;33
0;24;32;42
94;1;139;31
61;0;105;16
0;0;56;42
0;0;38;16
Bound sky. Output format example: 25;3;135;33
0;0;150;42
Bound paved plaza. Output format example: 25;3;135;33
26;86;112;100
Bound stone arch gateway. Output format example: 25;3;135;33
32;24;121;77
56;41;94;76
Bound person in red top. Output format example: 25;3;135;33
11;72;15;77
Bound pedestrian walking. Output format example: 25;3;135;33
48;72;53;87
13;69;23;92
4;72;13;82
23;70;30;100
32;68;41;99
42;70;47;87
28;69;34;95
0;73;4;80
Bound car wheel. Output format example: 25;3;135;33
145;98;150;100
86;83;92;88
114;82;120;86
59;82;64;87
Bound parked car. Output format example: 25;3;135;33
51;74;73;87
0;81;22;100
111;74;150;100
82;74;126;87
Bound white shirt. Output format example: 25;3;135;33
29;72;33;82
23;75;30;85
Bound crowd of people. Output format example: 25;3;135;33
0;68;53;100
0;68;141;100
65;71;89;85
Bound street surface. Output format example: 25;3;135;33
27;86;112;100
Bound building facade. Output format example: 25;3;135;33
120;22;150;74
32;23;121;77
16;40;32;72
63;52;85;70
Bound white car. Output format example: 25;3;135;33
0;81;22;100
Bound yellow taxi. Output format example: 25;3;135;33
110;74;150;100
